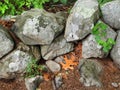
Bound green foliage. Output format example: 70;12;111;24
92;21;115;52
25;58;47;78
52;0;76;5
97;0;113;5
0;0;76;16
0;0;50;16
52;0;68;4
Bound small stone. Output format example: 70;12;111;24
54;76;63;88
111;82;119;88
25;75;43;90
118;83;120;85
46;60;61;73
54;56;65;63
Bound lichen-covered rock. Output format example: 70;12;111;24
78;59;103;87
64;0;99;42
0;43;41;79
0;50;31;79
12;9;65;45
101;0;120;29
111;30;120;68
0;26;14;58
25;75;43;90
41;35;74;60
82;21;117;58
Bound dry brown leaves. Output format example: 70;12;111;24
60;42;82;70
43;73;52;81
60;52;79;70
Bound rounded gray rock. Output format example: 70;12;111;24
46;60;61;73
12;9;65;45
111;82;119;88
101;0;120;29
111;30;120;68
0;26;14;58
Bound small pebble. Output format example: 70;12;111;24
118;83;120;85
111;82;119;88
54;56;65;63
46;60;61;73
55;76;63;88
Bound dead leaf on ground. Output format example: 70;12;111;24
43;73;51;81
60;52;79;70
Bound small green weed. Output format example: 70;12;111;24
25;58;47;78
92;21;115;52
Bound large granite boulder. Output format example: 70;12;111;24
0;26;14;58
12;9;65;45
0;43;41;79
101;0;120;29
111;30;120;68
64;0;99;42
41;35;74;60
82;21;117;58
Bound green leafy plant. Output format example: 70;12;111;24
25;58;47;78
52;0;68;5
0;0;50;16
51;0;76;5
97;0;113;5
92;21;115;52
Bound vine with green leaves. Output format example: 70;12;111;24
91;21;115;53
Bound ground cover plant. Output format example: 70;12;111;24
92;21;115;52
25;58;47;78
0;0;76;17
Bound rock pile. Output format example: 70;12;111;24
1;0;120;89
